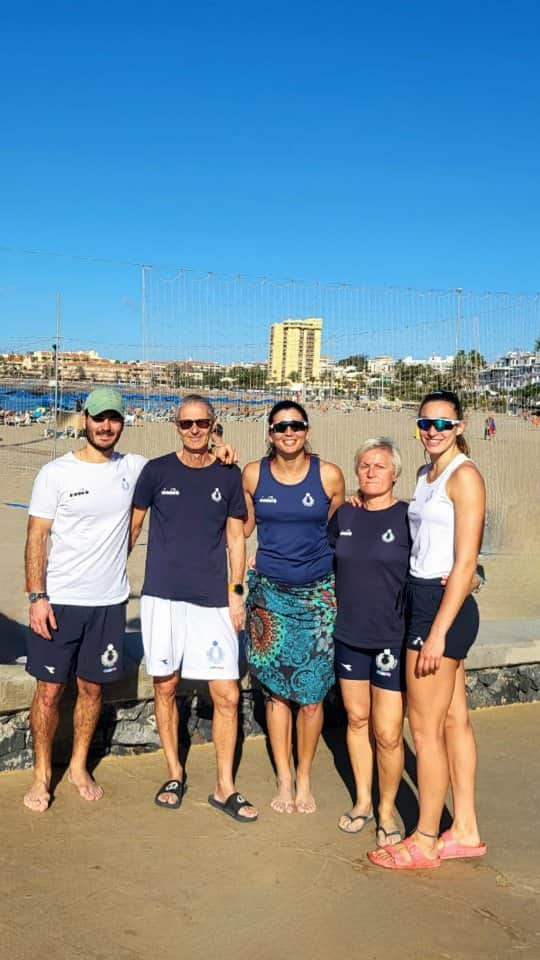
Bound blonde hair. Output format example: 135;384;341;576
354;437;402;479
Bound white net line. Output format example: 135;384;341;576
1;255;539;555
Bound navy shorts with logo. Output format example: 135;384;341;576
26;602;126;684
405;576;479;661
335;638;405;692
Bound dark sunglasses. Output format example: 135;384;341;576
416;417;461;432
176;418;212;430
269;419;308;434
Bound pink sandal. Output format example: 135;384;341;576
438;830;487;860
368;836;441;870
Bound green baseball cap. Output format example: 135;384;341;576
84;387;125;418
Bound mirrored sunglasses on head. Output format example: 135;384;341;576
269;419;309;434
416;417;461;432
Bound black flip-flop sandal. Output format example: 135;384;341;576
376;824;404;847
208;791;258;822
154;778;187;810
337;811;374;834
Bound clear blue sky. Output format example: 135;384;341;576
1;1;539;359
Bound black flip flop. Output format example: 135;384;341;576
337;811;374;834
154;778;187;810
208;791;258;822
376;824;404;848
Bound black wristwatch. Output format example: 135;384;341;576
228;583;244;597
28;592;49;603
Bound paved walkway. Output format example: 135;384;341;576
1;702;539;960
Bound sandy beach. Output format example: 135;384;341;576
0;406;538;635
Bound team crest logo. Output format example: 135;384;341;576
207;640;224;665
121;477;130;490
211;487;222;502
101;644;119;670
375;648;398;672
382;528;395;543
302;492;315;508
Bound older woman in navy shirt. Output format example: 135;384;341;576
329;438;410;846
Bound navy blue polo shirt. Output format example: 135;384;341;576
328;501;411;648
133;455;247;606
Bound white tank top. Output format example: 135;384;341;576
408;453;469;579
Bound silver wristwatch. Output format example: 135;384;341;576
28;592;49;603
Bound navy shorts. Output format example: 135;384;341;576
335;638;406;692
26;602;126;684
405;577;479;661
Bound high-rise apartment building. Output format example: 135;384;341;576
268;318;323;383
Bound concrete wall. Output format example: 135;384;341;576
1;620;539;771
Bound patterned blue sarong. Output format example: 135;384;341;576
245;569;336;705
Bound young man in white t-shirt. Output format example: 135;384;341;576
23;387;147;813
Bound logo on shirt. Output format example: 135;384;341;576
121;477;130;491
211;487;222;503
259;496;277;504
101;643;119;672
382;528;395;543
411;636;424;648
302;492;315;508
161;487;180;496
69;488;90;498
43;665;56;675
339;529;353;537
375;648;398;674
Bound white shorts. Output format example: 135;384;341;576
140;595;240;680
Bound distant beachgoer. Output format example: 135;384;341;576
369;389;487;870
211;421;224;449
484;418;491;440
488;416;496;439
243;400;345;814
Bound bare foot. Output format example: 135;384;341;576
295;778;316;814
67;768;104;802
270;780;295;814
23;778;51;813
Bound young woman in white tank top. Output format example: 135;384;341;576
369;390;488;870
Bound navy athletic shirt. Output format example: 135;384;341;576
254;455;332;584
328;501;411;648
133;455;246;606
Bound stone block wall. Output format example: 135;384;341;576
1;664;539;772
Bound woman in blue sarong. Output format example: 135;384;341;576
243;401;345;814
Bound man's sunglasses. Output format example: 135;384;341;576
176;418;212;430
269;420;308;434
416;418;461;432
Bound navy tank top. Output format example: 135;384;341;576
253;455;333;585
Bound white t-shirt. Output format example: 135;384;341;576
28;451;147;606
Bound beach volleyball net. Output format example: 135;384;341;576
0;253;539;551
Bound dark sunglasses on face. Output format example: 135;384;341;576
176;418;212;430
416;417;461;432
269;419;308;434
